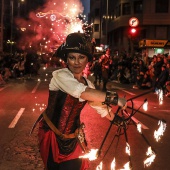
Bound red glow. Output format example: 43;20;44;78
130;28;136;34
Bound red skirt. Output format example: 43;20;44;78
38;127;89;170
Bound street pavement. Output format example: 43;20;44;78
0;66;170;170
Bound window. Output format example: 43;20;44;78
122;3;131;15
134;0;143;14
115;4;121;18
155;0;169;13
95;8;100;17
156;26;167;39
94;24;99;32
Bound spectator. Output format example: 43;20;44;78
0;71;6;85
91;57;102;84
140;69;152;89
99;48;112;91
155;64;169;92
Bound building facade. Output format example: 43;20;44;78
90;0;170;58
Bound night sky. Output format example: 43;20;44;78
81;0;90;16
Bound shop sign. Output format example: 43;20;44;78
139;39;170;48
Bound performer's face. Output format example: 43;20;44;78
67;52;88;75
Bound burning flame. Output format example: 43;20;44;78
79;149;98;161
143;100;148;111
111;158;116;170
137;122;142;134
96;161;103;170
126;142;131;156
157;89;163;105
120;161;131;170
154;120;167;142
143;147;156;167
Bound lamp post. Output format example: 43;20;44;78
0;0;4;52
18;0;25;17
10;0;14;54
106;0;108;45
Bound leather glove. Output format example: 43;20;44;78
111;115;123;126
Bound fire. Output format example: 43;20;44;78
79;149;98;161
120;161;131;170
157;89;163;105
143;100;148;111
125;142;130;156
96;161;103;170
154;120;167;142
111;158;116;170
137;122;142;134
143;147;156;167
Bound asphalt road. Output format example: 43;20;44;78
0;66;170;170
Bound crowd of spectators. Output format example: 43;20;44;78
0;52;41;86
1;50;170;97
90;52;170;96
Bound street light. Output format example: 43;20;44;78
18;0;25;17
10;0;14;54
0;0;4;52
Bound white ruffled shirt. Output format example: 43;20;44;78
49;68;110;117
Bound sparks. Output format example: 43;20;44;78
158;89;163;105
120;161;131;170
143;147;156;167
137;122;142;134
111;158;116;170
79;149;98;161
96;161;103;170
143;100;148;111
154;120;167;142
125;142;131;156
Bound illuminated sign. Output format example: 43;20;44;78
129;17;139;27
139;39;170;48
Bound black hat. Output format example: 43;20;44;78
55;33;93;62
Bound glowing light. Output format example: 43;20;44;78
38;79;41;81
144;147;156;167
20;28;26;31
79;149;98;161
120;161;131;170
155;89;163;105
111;158;116;170
154;120;166;142
143;100;148;111
96;161;102;170
137;122;142;134
125;142;130;156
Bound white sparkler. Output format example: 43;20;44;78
96;161;103;170
79;149;98;161
126;142;130;156
154;120;167;142
137;122;142;134
143;147;156;167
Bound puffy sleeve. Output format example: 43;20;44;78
49;68;110;117
49;68;88;101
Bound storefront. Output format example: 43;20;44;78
139;39;170;56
